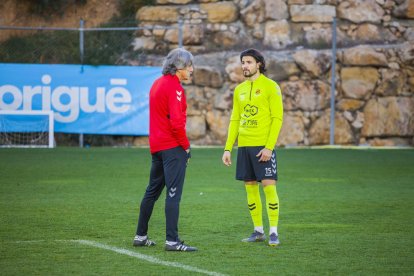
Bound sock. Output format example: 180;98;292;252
135;235;147;241
270;227;278;235
245;184;263;232
254;226;264;233
166;240;179;246
263;185;279;234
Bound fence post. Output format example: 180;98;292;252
178;18;183;48
79;19;84;64
329;17;337;145
79;19;84;147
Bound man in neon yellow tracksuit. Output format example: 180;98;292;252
222;49;283;246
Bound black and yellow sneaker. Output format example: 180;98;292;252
268;233;280;246
242;231;266;242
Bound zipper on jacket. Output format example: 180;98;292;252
249;82;253;101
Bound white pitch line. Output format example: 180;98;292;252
70;240;227;276
14;240;46;243
11;239;227;276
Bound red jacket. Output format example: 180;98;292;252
149;74;190;154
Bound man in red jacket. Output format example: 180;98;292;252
133;48;197;252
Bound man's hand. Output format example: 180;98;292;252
186;148;191;164
222;151;232;166
256;148;272;162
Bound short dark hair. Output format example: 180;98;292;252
240;48;266;73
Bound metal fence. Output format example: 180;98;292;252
0;20;184;147
0;19;340;146
0;19;183;65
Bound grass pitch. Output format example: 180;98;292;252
1;147;413;275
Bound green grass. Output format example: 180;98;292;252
1;148;413;275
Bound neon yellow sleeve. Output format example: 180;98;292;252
224;120;239;152
265;117;283;150
265;84;283;150
224;91;240;152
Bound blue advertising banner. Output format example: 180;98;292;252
0;63;161;135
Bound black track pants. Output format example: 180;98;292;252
136;146;188;242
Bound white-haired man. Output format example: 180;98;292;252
133;48;197;252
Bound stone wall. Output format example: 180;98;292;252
131;0;414;147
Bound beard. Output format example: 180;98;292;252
243;69;258;78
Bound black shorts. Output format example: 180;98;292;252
236;146;278;182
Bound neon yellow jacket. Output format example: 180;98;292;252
224;74;283;152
